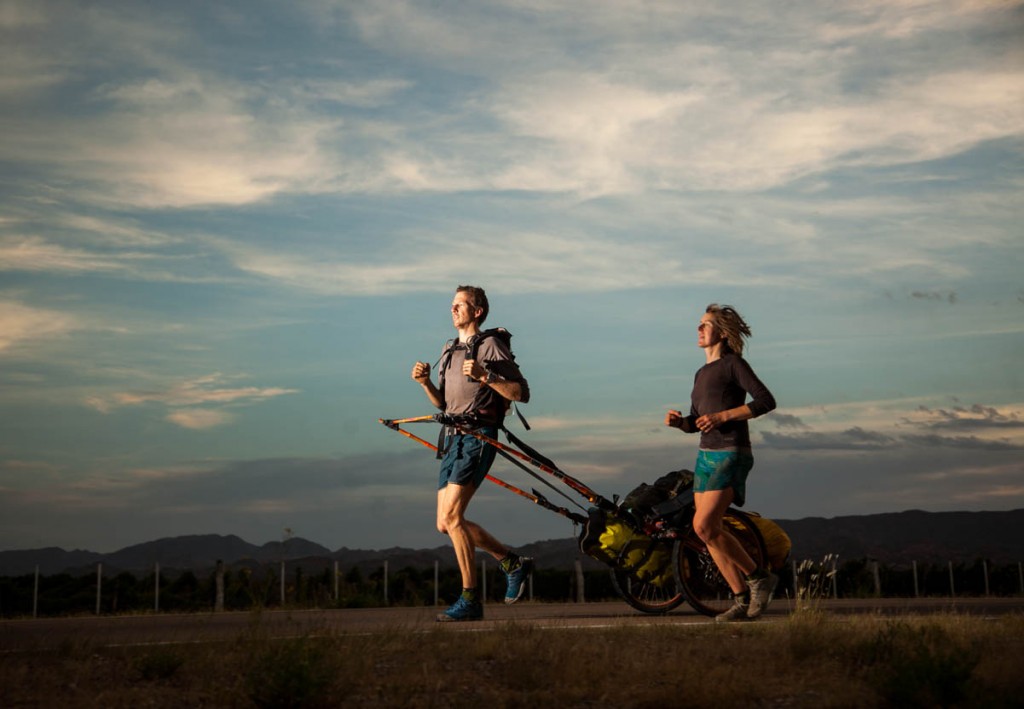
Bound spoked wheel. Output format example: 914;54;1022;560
675;509;768;617
610;557;687;614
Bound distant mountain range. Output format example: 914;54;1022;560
1;509;1021;577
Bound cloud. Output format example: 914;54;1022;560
0;300;76;353
765;412;809;429
910;290;957;303
765;401;1024;450
165;409;235;430
87;373;299;429
909;403;1024;432
761;427;895;450
900;433;1024;451
0;236;148;274
5;0;1022;211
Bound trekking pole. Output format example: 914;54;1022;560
378;418;587;523
382;415;589;514
448;421;612;509
382;415;439;425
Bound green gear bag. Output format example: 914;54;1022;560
578;508;673;586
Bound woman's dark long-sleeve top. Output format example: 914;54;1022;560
678;352;776;450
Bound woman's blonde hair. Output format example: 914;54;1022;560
706;303;752;356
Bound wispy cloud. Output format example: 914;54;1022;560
0;299;76;353
761;401;1024;451
0;236;150;274
86;373;299;429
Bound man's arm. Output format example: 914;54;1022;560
411;361;445;409
463;360;525;402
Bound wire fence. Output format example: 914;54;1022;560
2;556;1022;618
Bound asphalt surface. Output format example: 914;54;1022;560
2;598;1021;652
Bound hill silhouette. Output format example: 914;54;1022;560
1;508;1020;577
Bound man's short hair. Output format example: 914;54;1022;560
457;285;489;324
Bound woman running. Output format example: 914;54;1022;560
665;304;777;622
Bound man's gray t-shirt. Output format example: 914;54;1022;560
439;332;529;424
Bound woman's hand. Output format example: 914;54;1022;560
695;411;726;433
665;410;684;428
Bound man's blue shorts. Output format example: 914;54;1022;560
693;448;754;507
438;428;498;489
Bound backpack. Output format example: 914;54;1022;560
437;327;529;426
621;469;695;524
578;507;674;587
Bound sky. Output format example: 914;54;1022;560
1;0;1022;554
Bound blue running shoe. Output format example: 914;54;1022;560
504;556;533;604
436;596;483;622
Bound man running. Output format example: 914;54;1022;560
411;284;533;621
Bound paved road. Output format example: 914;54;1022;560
2;598;1021;652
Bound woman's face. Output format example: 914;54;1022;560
697;313;723;349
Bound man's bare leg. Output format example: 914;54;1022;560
437;483;509;589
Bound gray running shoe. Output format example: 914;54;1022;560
747;572;778;619
715;598;751;623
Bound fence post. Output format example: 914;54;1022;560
948;561;955;597
280;561;286;605
872;560;881;597
215;560;225;612
912;561;919;598
155;563;160;612
574;560;585;603
33;566;39;618
831;556;838;599
95;563;102;615
983;560;990;597
792;559;799;601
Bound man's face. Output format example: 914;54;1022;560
451;291;480;329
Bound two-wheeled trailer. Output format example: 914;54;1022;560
380;414;782;617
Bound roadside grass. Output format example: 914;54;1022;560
1;612;1022;707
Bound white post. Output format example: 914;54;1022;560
792;559;799;600
948;561;955;597
912;561;919;598
574;560;585;603
155;563;160;612
434;561;439;606
33;566;39;618
95;563;102;615
872;560;881;597
333;561;339;602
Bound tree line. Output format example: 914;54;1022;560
0;557;1020;618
